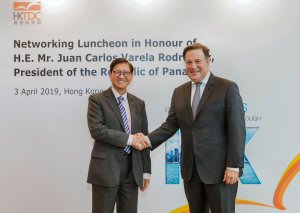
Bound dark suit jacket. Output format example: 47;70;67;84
148;73;245;184
87;87;151;187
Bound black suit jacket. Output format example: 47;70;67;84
148;73;245;184
87;88;151;187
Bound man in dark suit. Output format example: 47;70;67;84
87;58;151;213
142;43;245;213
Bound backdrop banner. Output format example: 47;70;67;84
1;0;299;212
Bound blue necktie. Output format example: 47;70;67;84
117;96;131;154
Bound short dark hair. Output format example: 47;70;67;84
110;58;134;74
183;43;211;60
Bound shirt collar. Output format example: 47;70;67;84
111;86;128;101
191;71;211;86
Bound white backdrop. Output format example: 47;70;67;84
1;0;300;212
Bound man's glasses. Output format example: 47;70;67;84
112;70;132;77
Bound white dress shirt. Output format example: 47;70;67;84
190;71;211;106
111;86;132;130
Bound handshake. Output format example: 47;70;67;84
132;133;151;151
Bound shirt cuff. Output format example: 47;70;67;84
127;134;133;145
226;167;239;172
143;173;151;179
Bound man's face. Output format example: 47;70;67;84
110;63;133;94
185;49;211;82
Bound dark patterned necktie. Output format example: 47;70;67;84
117;96;131;154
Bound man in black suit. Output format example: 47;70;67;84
87;58;151;213
142;43;245;213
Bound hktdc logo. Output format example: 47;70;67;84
13;2;41;25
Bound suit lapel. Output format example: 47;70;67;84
195;73;216;119
184;82;194;123
104;88;126;132
127;93;137;133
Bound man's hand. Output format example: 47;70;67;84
132;133;151;151
140;179;150;192
223;169;239;184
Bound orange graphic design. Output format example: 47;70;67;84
13;2;40;11
273;153;300;210
170;153;300;213
235;199;273;208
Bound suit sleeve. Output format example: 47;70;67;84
140;101;151;174
87;94;128;148
148;89;180;150
225;83;246;168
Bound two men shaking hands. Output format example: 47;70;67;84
87;43;245;213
